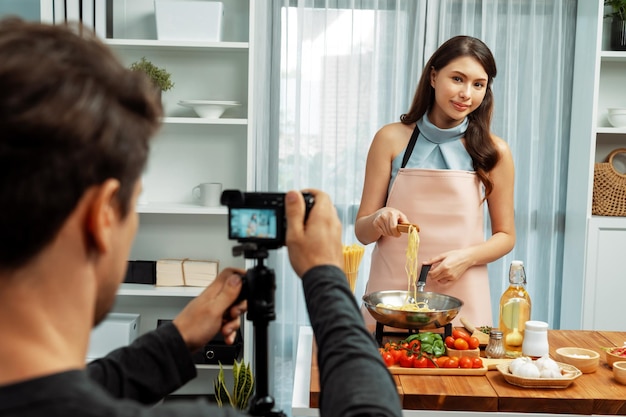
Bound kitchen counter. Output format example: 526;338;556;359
292;327;626;416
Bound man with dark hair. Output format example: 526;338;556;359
0;19;402;417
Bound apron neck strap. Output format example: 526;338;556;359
401;125;420;168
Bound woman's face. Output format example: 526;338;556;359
429;56;488;129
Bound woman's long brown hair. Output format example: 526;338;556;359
401;36;499;199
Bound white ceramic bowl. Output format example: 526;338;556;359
554;347;600;373
607;108;626;128
613;361;626;384
178;100;241;118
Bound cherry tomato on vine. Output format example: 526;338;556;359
382;352;395;367
413;356;428;368
408;339;421;351
399;352;414;368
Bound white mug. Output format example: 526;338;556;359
192;182;222;207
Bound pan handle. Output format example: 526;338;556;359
417;264;431;291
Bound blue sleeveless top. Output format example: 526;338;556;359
389;114;473;193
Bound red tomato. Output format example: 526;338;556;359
458;357;473;369
445;357;460;368
389;348;403;364
452;329;471;342
471;357;484;368
444;336;456;349
468;336;480;350
382;352;395;367
426;356;437;367
435;356;449;368
453;337;469;350
408;339;421;352
399;351;414;368
413;355;428;368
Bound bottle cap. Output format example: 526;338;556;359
511;260;524;269
489;329;503;339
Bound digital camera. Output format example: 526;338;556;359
221;190;315;250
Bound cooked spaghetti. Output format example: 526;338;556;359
376;224;434;312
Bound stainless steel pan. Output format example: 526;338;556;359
362;265;463;329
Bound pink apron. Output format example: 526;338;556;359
361;167;492;327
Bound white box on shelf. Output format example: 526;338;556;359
154;0;223;42
87;313;140;360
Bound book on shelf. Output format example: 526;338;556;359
156;258;219;288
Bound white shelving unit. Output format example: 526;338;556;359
562;1;626;331
0;0;259;397
109;0;257;396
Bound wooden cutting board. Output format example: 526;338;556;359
387;364;488;375
387;358;511;375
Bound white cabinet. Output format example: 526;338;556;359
562;1;626;330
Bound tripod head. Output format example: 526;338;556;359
232;243;286;417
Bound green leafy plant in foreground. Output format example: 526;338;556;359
214;360;254;410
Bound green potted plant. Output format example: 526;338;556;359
605;0;626;50
129;57;174;92
213;360;254;411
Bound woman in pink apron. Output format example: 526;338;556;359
356;36;515;328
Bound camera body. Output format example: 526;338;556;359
221;190;314;250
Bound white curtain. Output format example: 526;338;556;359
253;0;577;412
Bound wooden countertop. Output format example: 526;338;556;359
309;330;626;415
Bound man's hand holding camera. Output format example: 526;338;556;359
285;189;343;277
173;268;247;352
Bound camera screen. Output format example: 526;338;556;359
229;208;278;240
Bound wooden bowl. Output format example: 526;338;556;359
604;347;626;369
446;347;480;358
554;347;600;373
614;361;626;384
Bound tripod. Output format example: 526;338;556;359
233;243;287;417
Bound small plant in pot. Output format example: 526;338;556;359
129;56;174;93
605;0;626;50
213;360;254;411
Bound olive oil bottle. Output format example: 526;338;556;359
498;260;531;358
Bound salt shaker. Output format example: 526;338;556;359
522;320;549;358
485;330;505;359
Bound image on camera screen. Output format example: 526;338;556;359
229;208;278;239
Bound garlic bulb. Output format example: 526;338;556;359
535;356;560;372
509;357;531;375
514;361;541;378
540;368;563;378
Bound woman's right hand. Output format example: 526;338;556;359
371;207;410;238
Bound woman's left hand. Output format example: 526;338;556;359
425;250;473;286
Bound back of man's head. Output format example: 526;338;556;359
0;18;163;270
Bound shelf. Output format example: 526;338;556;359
596;127;626;134
106;39;249;51
136;203;228;215
590;215;626;229
600;51;626;62
162;117;247;125
196;364;230;370
117;283;205;297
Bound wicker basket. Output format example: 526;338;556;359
592;148;626;217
